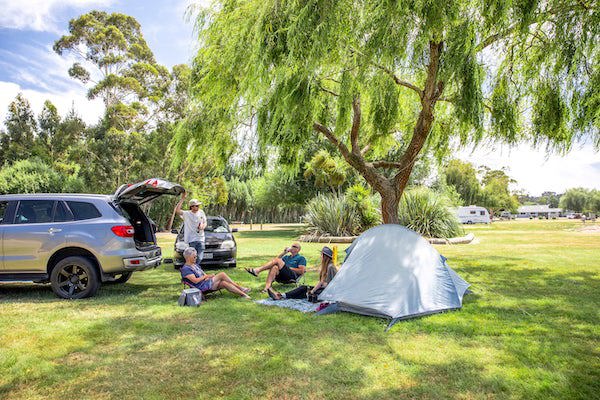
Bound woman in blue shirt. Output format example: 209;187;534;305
180;247;251;299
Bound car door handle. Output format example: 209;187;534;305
48;228;62;234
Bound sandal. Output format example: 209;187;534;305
245;268;258;277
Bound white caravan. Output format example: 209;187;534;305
456;206;491;224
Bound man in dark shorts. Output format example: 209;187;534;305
245;242;307;292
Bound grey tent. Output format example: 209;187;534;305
317;224;470;329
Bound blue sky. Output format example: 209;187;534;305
0;0;598;196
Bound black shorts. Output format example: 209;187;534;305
276;264;298;283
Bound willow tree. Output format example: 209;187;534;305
187;0;599;223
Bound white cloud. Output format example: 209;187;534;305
0;0;115;33
458;143;600;195
0;81;104;127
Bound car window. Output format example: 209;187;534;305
0;201;7;223
67;201;102;220
207;218;229;233
54;201;73;222
15;200;55;224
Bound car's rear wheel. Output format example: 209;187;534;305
50;256;100;299
104;272;133;284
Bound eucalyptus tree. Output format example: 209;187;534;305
187;0;599;223
54;11;170;129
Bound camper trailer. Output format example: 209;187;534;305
456;206;491;224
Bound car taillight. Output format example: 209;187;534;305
111;225;134;238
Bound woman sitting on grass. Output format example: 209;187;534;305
267;246;337;301
180;247;251;299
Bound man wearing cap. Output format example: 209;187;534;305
175;192;207;264
245;242;306;292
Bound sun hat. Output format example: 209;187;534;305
321;246;333;258
189;199;201;207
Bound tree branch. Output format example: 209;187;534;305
373;62;423;98
313;122;351;159
371;161;402;169
319;85;339;97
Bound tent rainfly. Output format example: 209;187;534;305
317;224;470;329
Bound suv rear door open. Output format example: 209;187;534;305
113;178;184;249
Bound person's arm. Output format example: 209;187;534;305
277;248;289;258
183;273;211;284
290;259;306;276
198;210;207;231
310;280;325;294
175;192;187;217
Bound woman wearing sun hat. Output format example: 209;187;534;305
267;246;337;301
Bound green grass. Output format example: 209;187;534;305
1;220;599;399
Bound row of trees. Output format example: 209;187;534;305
560;188;600;214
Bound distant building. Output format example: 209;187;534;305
517;205;562;219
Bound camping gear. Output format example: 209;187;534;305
317;224;470;329
178;288;202;306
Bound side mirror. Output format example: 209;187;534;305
171;229;178;234
231;228;238;233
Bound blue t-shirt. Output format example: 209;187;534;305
180;264;213;291
282;254;307;270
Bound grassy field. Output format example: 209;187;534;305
1;220;599;399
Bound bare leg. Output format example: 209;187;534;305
214;272;248;292
215;280;249;298
263;264;281;291
254;258;282;274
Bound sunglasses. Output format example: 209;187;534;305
191;205;199;208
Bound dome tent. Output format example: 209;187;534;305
317;224;470;329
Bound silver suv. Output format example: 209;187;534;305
0;179;183;299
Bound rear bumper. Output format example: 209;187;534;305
173;248;236;269
100;247;162;273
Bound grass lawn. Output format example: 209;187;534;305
1;220;599;399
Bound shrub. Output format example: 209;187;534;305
398;187;463;238
0;159;64;194
304;193;361;236
345;184;381;228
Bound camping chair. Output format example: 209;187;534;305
275;272;305;287
181;279;221;300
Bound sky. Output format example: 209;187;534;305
0;0;598;196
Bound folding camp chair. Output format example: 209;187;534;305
275;272;305;287
181;279;221;300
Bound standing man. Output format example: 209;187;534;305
175;192;207;264
245;243;306;292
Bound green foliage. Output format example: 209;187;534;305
0;159;84;194
559;187;592;213
304;193;362;236
344;184;381;228
0;94;37;164
398;187;463;239
444;159;481;205
186;0;599;224
478;168;520;215
303;150;348;192
54;11;158;108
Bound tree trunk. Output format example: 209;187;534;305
166;203;178;232
380;189;400;224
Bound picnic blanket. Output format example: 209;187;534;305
255;298;323;313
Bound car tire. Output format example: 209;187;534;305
229;263;236;269
50;256;100;299
104;272;133;285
